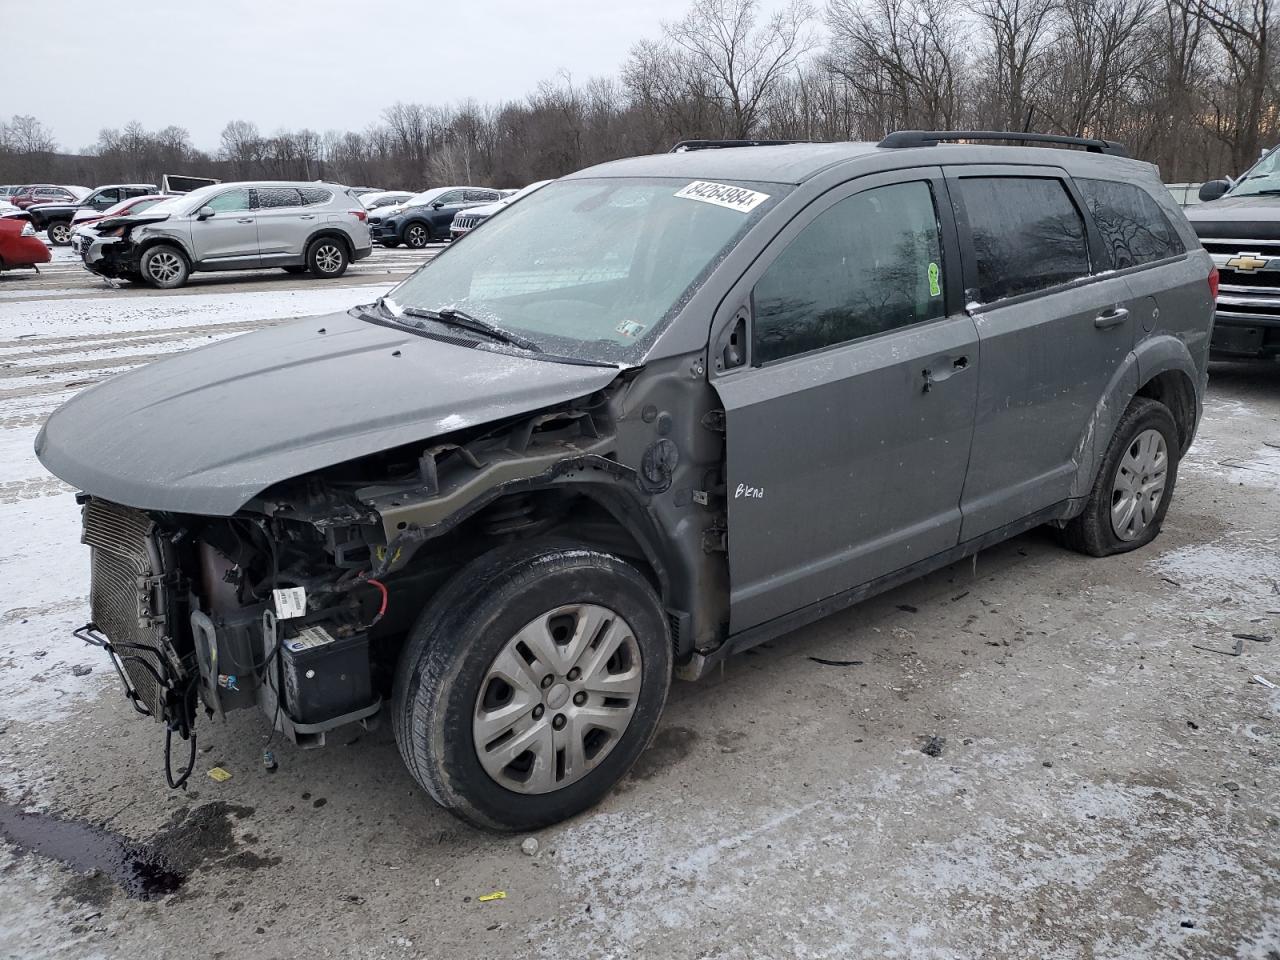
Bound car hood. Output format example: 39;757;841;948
35;308;622;516
461;201;503;218
1185;192;1280;240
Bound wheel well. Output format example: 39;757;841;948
1135;370;1196;455
305;230;351;258
137;236;192;266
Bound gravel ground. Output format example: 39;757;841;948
0;252;1277;960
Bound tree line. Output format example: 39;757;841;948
1;0;1275;191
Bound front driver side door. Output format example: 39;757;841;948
712;169;980;633
189;187;260;266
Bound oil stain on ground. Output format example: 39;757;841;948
0;801;184;900
0;799;276;902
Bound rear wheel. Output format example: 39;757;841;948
1061;397;1180;556
404;223;430;248
306;237;348;278
140;245;189;289
46;221;72;246
392;542;672;831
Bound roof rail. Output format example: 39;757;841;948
877;130;1130;158
670;139;811;153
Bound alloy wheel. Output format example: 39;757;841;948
314;243;342;273
406;225;428;247
1111;428;1168;541
473;604;643;794
48;223;71;244
146;251;182;284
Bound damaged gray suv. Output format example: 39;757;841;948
37;132;1214;830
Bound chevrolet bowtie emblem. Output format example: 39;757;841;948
1226;253;1270;272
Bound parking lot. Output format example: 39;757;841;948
0;243;1278;959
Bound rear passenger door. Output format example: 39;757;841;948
713;168;980;633
253;186;306;261
946;166;1136;539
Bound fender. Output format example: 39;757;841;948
1134;333;1203;453
302;227;352;257
1069;333;1200;498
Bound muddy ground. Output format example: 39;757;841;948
0;246;1277;959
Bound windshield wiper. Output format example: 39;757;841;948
401;305;542;352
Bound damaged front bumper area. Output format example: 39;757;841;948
72;388;652;789
82;235;139;279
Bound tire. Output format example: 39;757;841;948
139;244;189;289
392;541;672;831
306;237;348;278
1060;396;1180;557
403;222;430;248
46;221;72;246
282;265;307;275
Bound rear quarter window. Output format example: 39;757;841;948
1075;178;1185;269
301;188;331;205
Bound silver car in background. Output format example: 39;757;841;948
81;181;373;288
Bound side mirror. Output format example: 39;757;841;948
1198;179;1230;203
431;201;445;209
196;206;216;220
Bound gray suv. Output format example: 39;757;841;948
81;181;373;288
37;132;1213;830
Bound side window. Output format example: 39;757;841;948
257;187;302;208
204;188;252;213
436;190;464;206
752;181;947;365
92;188;121;208
300;188;331;205
1075;178;1185;269
464;189;495;202
956;177;1090;303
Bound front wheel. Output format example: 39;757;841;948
46;221;72;246
1061;396;1180;556
140;244;189;289
392;542;672;831
306;237;348;278
403;223;430;248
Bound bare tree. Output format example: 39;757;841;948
826;0;971;132
968;0;1056;130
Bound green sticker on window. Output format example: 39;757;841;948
928;261;942;297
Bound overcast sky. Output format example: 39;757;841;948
6;0;723;153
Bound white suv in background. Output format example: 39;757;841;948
80;181;374;289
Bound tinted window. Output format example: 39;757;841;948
258;187;302;208
300;187;331;205
204;188;252;213
464;189;495;202
753;181;947;364
92;188;121;207
957;177;1090;303
1076;178;1185;269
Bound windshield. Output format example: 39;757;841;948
1229;147;1280;196
382;176;785;363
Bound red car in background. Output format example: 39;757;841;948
0;218;52;272
12;184;86;209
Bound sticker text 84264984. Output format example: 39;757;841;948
675;181;771;214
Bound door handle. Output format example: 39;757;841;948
300;214;316;220
236;217;254;224
922;355;969;392
1094;307;1129;329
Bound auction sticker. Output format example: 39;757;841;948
675;181;770;213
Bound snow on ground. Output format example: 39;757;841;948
0;282;393;723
